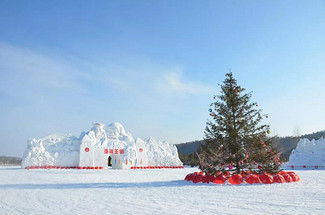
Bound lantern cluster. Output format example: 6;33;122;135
184;170;300;185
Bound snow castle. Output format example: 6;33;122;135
22;122;183;169
288;137;325;169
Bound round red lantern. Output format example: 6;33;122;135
259;173;273;184
213;174;227;184
273;174;285;183
85;147;90;152
229;174;243;185
245;174;261;184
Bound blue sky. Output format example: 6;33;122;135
0;1;324;156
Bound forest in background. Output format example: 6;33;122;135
0;156;21;166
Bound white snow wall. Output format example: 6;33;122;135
22;134;80;168
22;122;183;168
289;137;325;168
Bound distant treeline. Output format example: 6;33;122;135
0;156;22;165
176;130;325;166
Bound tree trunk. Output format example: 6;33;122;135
236;161;240;173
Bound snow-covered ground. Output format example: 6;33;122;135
0;166;324;214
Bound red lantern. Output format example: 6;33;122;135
213;174;227;184
245;174;261;184
259;173;274;184
273;174;285;183
184;174;191;181
287;172;300;182
201;175;209;183
229;174;243;185
207;175;216;183
281;173;293;183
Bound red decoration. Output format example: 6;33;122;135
181;171;301;185
229;174;243;185
139;148;143;152
85;147;89;152
273;174;285;183
119;149;124;154
109;149;113;154
259;173;273;184
207;175;216;183
281;173;293;183
104;149;108;154
287;172;300;182
245;174;261;184
258;165;262;169
114;149;118;154
213;174;227;184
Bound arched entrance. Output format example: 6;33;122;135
107;156;112;167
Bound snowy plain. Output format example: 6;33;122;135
0;166;324;215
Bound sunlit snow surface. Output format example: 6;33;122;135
0;167;324;214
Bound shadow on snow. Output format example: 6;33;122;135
0;180;270;189
0;180;206;190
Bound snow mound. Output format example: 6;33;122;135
22;134;80;168
22;122;183;168
145;137;183;166
289;137;325;167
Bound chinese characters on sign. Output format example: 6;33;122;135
104;149;124;154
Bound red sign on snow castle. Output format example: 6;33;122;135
104;149;124;154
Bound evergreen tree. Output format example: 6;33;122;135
198;72;282;175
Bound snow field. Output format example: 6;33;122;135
0;166;324;214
